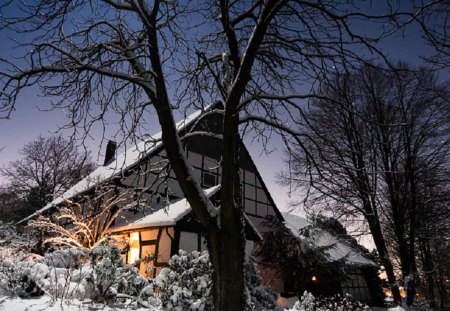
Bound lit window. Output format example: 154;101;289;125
128;232;140;264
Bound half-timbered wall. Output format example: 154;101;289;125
111;113;281;276
113;113;280;234
121;227;175;278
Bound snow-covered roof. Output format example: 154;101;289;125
108;185;263;241
109;185;221;232
18;107;209;224
283;213;376;267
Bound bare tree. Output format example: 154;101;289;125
28;184;132;250
413;174;450;310
281;63;450;306
411;1;450;67
0;1;447;309
1;135;95;212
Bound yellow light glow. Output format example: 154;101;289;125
311;275;317;282
129;232;140;264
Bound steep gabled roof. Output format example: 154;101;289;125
283;213;376;267
20;102;283;229
19;106;210;224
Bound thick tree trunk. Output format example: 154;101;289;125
208;224;246;311
367;215;402;303
211;96;247;310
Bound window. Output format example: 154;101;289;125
203;171;217;187
128;232;140;265
341;269;371;302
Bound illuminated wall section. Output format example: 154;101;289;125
128;232;140;264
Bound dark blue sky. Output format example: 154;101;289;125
0;1;447;215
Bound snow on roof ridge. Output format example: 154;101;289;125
282;212;376;267
108;184;221;232
18;104;218;224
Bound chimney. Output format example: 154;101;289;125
103;140;117;166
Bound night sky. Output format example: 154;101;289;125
0;1;447;219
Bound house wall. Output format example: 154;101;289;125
120;226;255;278
179;231;199;253
115;112;281;235
112;113;282;283
121;227;175;278
185;134;280;233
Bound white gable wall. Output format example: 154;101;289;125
114;137;279;235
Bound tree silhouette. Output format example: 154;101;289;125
1;1;448;308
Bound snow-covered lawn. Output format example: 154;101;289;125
0;295;153;311
0;295;412;311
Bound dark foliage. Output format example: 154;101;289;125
256;216;338;297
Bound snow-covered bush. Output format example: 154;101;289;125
116;264;150;298
156;250;213;311
0;221;36;259
408;299;433;311
244;259;277;310
287;291;369;311
44;247;88;268
156;250;276;311
0;257;46;298
83;243;126;302
290;291;316;311
0;222;44;298
83;243;152;304
0;247;89;301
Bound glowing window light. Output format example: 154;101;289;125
311;275;317;282
129;232;140;264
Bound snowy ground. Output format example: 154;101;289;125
0;295;153;311
0;222;415;311
0;295;408;311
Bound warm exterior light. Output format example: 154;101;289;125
385;289;393;298
129;232;140;264
311;275;317;282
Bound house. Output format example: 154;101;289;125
21;103;380;302
282;213;382;305
21;102;283;279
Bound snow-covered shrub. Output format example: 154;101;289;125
0;221;36;259
0;222;45;298
287;291;369;311
156;251;276;311
0;250;86;301
116;264;150;297
83;243;124;302
44;247;88;268
409;299;433;311
244;259;277;310
83;243;152;304
290;291;316;311
156;250;213;311
0;258;44;297
315;294;369;311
